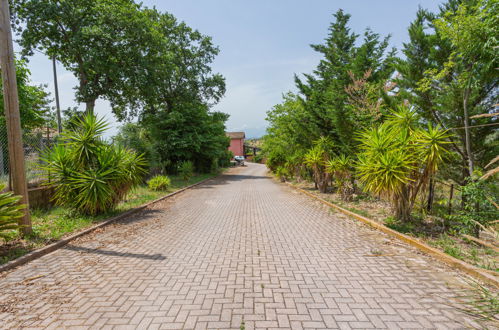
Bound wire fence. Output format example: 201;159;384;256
0;127;58;189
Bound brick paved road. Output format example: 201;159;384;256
0;163;484;329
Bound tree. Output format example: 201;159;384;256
0;59;50;130
304;137;335;193
356;106;452;222
295;10;396;154
396;0;498;181
142;102;229;173
112;8;226;121
12;0;152;113
263;92;313;174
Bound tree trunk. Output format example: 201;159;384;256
463;86;474;176
395;187;412;222
85;99;96;114
427;178;435;213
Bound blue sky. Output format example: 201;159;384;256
16;0;445;138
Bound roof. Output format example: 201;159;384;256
226;132;245;139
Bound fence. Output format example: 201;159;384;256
0;127;57;189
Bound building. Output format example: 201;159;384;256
226;132;245;157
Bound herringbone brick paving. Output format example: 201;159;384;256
0;163;486;329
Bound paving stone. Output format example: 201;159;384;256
0;163;481;329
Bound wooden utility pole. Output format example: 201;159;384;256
52;56;62;133
0;0;32;235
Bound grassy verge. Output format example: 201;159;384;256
0;173;216;265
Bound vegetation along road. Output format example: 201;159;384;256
0;163;489;329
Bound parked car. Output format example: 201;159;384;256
234;155;245;165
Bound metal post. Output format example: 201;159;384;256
0;0;32;235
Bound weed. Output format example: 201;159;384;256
384;216;415;234
432;235;464;260
458;280;499;323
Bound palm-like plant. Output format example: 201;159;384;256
41;114;147;215
356;106;451;222
325;154;355;201
304;137;334;193
0;184;25;239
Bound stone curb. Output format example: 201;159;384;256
287;183;499;288
0;176;217;273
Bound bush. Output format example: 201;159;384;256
178;160;194;181
0;184;25;239
275;166;290;182
210;158;220;174
147;175;171;191
41;114;147;215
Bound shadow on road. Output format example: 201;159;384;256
64;244;167;260
193;174;270;189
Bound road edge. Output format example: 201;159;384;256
287;182;499;288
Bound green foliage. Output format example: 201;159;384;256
12;0;228;168
304;137;334;193
275;167;290;182
146;104;230;173
446;173;499;235
325;154;354;201
253;153;264;164
356;107;451;222
113;122;158;170
0;184;25;239
147;175;171;191
178;161;194;181
294;9;396;154
432;234;464;260
0;59;50;130
13;0;152;112
263;9;396;183
41;114;147;215
396;0;498;181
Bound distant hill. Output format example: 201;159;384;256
242;127;267;139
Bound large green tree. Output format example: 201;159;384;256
12;0;152;113
295;10;396;154
143;102;229;173
396;0;498;182
112;8;226;121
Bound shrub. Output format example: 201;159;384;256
210;158;220;174
254;153;263;163
304;137;335;193
275;166;290;182
178;160;194;181
41;114;147;215
356;106;451;222
325;154;354;201
0;184;25;239
147;175;171;191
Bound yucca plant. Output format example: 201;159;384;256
147;175;171;191
41;114;147;215
325;154;354;201
356;106;451;222
0;184;25;239
303;137;335;193
275;166;290;182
